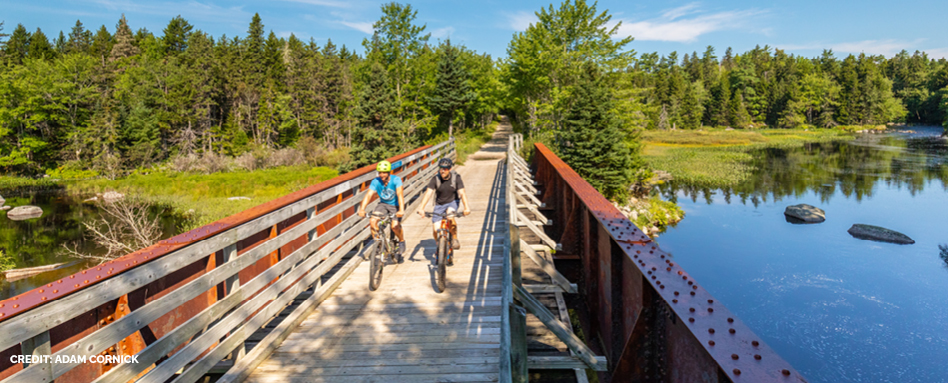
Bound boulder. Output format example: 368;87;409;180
847;224;914;244
228;196;251;201
7;205;43;221
1;206;10;211
0;194;5;206
784;204;825;223
102;191;124;202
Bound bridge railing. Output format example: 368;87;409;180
530;143;806;382
0;140;455;383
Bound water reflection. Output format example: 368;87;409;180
654;126;948;382
660;127;948;206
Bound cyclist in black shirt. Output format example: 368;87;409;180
416;158;471;250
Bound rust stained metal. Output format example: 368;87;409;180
0;144;436;323
531;143;806;382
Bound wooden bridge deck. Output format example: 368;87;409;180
245;131;513;382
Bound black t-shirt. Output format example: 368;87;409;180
427;172;465;205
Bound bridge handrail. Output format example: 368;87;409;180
530;142;805;382
0;140;455;382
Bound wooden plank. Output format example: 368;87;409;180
527;356;607;370
523;284;578;294
513;286;607;371
255;356;497;371
520;240;576;294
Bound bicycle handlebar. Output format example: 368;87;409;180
424;211;465;219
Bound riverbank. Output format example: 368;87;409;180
642;127;861;187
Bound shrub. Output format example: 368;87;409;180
266;148;306;168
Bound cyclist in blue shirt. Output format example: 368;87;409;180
357;161;406;256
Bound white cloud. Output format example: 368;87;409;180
924;48;948;60
506;11;537;31
616;6;764;43
778;39;930;57
340;21;373;34
431;26;455;40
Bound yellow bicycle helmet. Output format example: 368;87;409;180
376;161;392;173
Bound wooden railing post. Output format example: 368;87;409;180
20;331;52;382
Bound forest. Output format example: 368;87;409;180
1;0;947;200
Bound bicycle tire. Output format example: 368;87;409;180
436;236;448;293
369;234;385;291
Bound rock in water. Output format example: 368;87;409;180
784;204;825;223
7;205;43;221
102;191;124;202
847;224;915;244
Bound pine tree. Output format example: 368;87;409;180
67;20;92;54
429;39;474;137
681;82;703;129
4;24;30;64
707;75;731;126
162;15;193;55
27;28;54;59
728;91;751;128
89;26;112;65
556;63;636;200
54;31;67;54
109;14;139;61
348;62;406;170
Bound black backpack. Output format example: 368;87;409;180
435;170;460;190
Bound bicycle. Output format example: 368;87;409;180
425;211;463;293
368;211;401;291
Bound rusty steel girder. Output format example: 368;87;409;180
531;143;805;383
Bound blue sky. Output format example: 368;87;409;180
3;0;947;60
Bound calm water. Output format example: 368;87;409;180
0;188;184;299
656;126;948;383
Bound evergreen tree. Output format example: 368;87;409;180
728;91;751;128
67;20;92;54
109;14;139;61
4;24;30;64
681;82;703;129
54;31;67;54
27;28;54;59
429;39;474;137
556;63;636;200
89;26;112;65
162;15;193;55
707;75;731;126
348;62;406;170
0;21;7;50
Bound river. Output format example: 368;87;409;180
656;126;948;382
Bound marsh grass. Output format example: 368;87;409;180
644;128;856;187
66;166;338;229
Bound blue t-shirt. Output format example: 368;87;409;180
370;175;402;206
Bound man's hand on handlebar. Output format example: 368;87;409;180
463;209;471;216
416;210;425;218
396;209;404;218
358;209;366;218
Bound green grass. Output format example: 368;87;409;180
65;166;338;229
643;127;856;187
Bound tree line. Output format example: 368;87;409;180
502;0;948;200
0;4;502;176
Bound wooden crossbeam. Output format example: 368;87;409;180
521;240;576;293
513;286;607;371
516;210;556;249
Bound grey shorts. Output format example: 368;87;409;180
432;200;460;223
372;203;401;223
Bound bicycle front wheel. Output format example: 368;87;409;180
369;238;384;291
436;236;448;293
